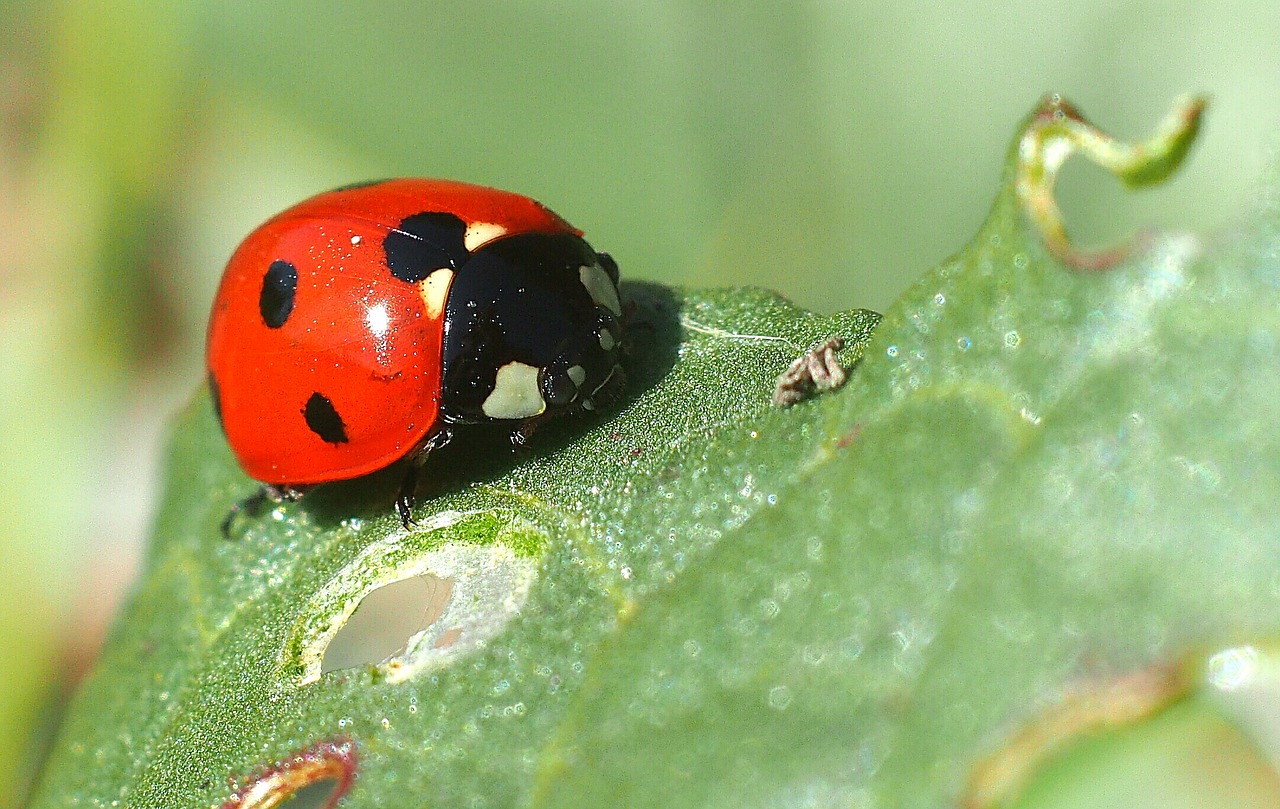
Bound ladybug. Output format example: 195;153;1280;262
207;178;625;530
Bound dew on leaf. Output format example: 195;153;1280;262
806;536;824;561
1172;456;1223;491
910;310;931;334
1206;645;1259;691
767;685;793;711
759;599;780;620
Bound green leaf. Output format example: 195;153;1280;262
30;95;1280;808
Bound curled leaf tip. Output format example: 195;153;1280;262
1015;93;1207;270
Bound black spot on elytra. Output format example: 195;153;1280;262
208;372;224;433
383;211;470;283
329;178;392;193
260;260;298;329
303;392;349;444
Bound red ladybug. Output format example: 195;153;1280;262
207;179;624;530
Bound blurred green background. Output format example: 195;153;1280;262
2;0;1278;804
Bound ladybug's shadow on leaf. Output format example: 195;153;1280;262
301;282;682;526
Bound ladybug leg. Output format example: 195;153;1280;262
395;464;419;530
397;428;454;529
221;490;265;537
587;363;627;412
221;484;305;537
510;420;539;449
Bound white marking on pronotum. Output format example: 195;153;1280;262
580;264;622;316
419;268;455;320
567;365;587;387
598;329;616;352
464;222;508;252
482;362;546;419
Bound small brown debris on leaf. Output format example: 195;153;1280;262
772;337;848;407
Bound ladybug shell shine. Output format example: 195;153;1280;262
207;178;624;486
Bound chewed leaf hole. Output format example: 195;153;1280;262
321;573;454;675
296;535;541;685
266;779;338;809
221;739;355;809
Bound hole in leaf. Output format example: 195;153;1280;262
273;779;339;809
321;573;455;674
222;739;355;809
296;535;541;685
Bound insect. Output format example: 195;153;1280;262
207;179;625;530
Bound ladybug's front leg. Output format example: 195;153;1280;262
221;484;305;537
509;420;540;449
397;427;454;529
394;465;419;529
